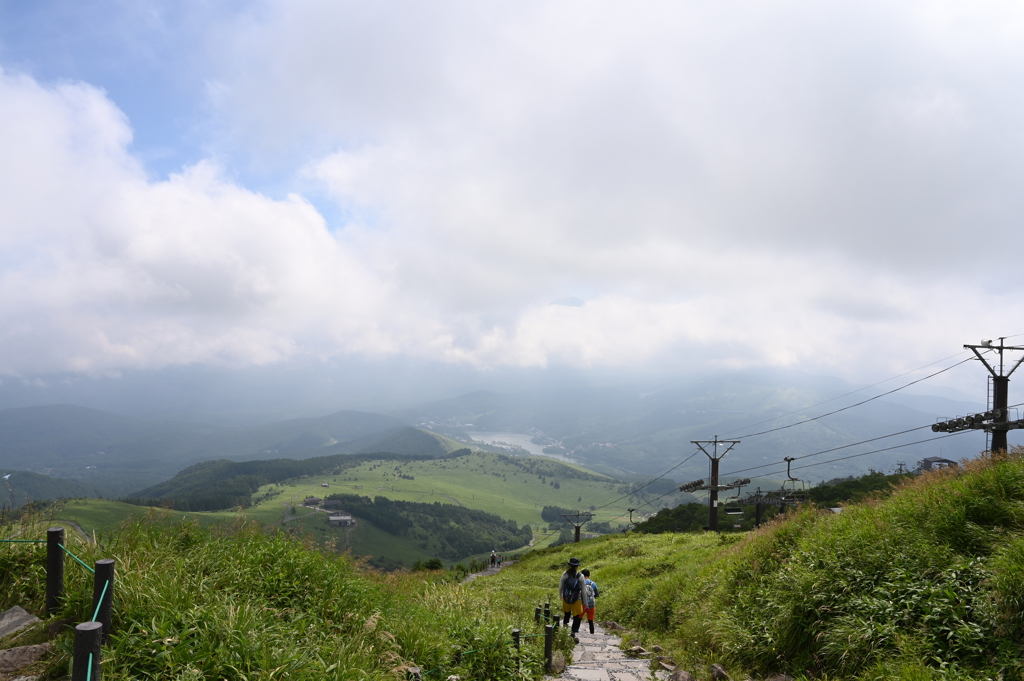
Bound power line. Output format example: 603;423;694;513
721;424;932;477
737;431;972;480
720;350;971;437
727;357;974;439
722;397;1024;479
590;449;701;511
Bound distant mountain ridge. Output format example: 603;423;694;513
0;404;407;495
400;368;994;479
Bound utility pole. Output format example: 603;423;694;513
691;437;740;532
561;511;593;543
964;339;1024;455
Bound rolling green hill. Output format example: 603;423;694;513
15;447;1024;679
352;427;464;456
54;447;690;566
0;470;102;510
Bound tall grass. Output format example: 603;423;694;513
2;510;566;680
492;448;1024;680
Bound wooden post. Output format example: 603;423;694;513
92;559;115;643
544;624;553;671
543;601;550;622
534;605;541;623
46;527;65;615
513;628;521;674
72;621;102;681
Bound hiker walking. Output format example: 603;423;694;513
581;568;600;634
559;557;585;642
490;550;497;567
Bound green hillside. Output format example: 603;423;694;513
276;449;676;528
12;448;1024;679
53;448;683;567
0;470;102;510
353;427;465;456
1;512;566;680
472;448;1024;680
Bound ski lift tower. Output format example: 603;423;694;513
691;436;741;532
964;338;1024;455
561;511;594;543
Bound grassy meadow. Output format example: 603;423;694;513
50;450;648;566
1;509;573;680
482;448;1024;681
10;449;1024;679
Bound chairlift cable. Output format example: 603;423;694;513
735;431;972;481
721;424;932;477
726;357;974;440
590;449;701;512
722;399;1024;479
719;350;972;437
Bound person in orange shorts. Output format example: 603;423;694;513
581;568;599;634
559;557;585;642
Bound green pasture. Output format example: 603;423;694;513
52;499;233;536
250;450;649;529
43;451;666;565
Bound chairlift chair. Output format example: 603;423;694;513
723;481;745;515
780;457;807;504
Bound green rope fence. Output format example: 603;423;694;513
416;620;565;680
59;543;96;573
5;529;112;681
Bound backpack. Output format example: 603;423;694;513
583;581;595;608
562;573;583;604
589;580;600;599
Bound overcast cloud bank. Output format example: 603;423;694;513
1;1;1023;390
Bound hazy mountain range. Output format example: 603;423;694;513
0;367;1006;509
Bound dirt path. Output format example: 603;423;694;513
64;520;92;544
551;624;668;681
460;560;514;584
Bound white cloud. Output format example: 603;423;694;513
4;2;1024;384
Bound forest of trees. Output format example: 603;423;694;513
325;493;533;561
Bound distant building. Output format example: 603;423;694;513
323;499;343;509
917;457;958;472
328;513;353;526
321;483;329;487
304;497;322;506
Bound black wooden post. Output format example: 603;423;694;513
544;624;553;671
72;621;102;681
91;559;115;643
46;527;65;615
512;628;521;674
534;605;541;623
543;601;550;622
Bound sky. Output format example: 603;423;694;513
2;1;1024;408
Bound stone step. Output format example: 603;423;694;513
0;607;39;641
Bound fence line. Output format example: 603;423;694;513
3;526;114;680
416;604;572;680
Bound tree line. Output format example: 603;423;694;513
325;493;533;561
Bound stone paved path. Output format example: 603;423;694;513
549;624;669;681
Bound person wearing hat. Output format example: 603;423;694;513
559;557;585;642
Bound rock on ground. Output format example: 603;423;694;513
0;643;52;674
0;607;39;640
